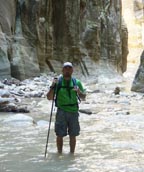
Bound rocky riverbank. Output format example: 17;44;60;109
0;74;53;113
0;72;125;114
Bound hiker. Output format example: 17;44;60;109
47;62;86;154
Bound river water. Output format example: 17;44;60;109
0;64;144;172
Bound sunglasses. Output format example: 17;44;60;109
63;66;72;69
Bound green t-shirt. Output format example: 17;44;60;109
56;77;85;112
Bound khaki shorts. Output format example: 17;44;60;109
55;108;80;137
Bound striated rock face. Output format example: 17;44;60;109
0;0;128;80
133;0;144;23
131;0;144;92
0;0;16;78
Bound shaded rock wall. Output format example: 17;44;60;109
0;0;128;80
131;0;144;92
131;50;144;92
0;0;16;78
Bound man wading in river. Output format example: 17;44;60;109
47;62;86;153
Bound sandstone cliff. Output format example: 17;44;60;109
0;0;128;80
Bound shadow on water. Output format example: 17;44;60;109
0;151;87;172
28;153;84;172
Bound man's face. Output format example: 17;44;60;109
62;66;73;77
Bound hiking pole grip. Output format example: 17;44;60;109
44;84;56;158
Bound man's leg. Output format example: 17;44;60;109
69;136;76;153
56;136;63;153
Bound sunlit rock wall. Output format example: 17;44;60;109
131;0;144;92
133;0;144;48
0;0;128;80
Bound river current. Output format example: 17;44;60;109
0;64;144;172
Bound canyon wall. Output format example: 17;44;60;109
131;0;144;92
0;0;128;80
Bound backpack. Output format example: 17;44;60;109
55;76;81;107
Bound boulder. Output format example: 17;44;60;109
2;114;35;126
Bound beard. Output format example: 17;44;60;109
63;72;71;78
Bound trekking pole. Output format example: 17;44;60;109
44;84;56;158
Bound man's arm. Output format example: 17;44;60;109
47;78;58;100
74;80;86;100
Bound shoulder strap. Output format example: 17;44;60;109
71;77;77;87
58;76;77;88
57;75;63;89
72;77;81;103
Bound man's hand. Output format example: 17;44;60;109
73;86;81;94
47;77;58;100
50;77;58;89
73;86;86;100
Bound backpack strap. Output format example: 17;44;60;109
72;77;81;103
